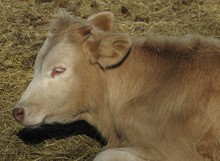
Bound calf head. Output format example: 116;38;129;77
12;11;131;127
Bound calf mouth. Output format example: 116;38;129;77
12;107;47;128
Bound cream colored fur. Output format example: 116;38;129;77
14;11;220;161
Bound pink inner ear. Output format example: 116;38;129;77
77;26;93;36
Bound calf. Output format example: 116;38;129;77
13;11;220;161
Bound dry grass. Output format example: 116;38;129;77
0;0;220;160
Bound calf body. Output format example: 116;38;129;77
13;11;220;161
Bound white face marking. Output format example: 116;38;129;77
34;38;49;75
15;39;83;127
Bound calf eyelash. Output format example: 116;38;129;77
51;66;66;78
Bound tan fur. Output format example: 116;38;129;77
13;11;220;161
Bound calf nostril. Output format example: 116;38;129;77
12;107;24;122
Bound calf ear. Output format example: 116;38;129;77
90;34;131;69
87;12;114;31
77;26;93;36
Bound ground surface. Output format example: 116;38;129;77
0;0;220;160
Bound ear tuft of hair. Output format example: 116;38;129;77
48;10;79;36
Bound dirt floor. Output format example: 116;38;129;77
0;0;220;160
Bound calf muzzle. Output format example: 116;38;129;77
12;107;24;123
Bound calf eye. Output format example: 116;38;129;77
51;67;66;78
